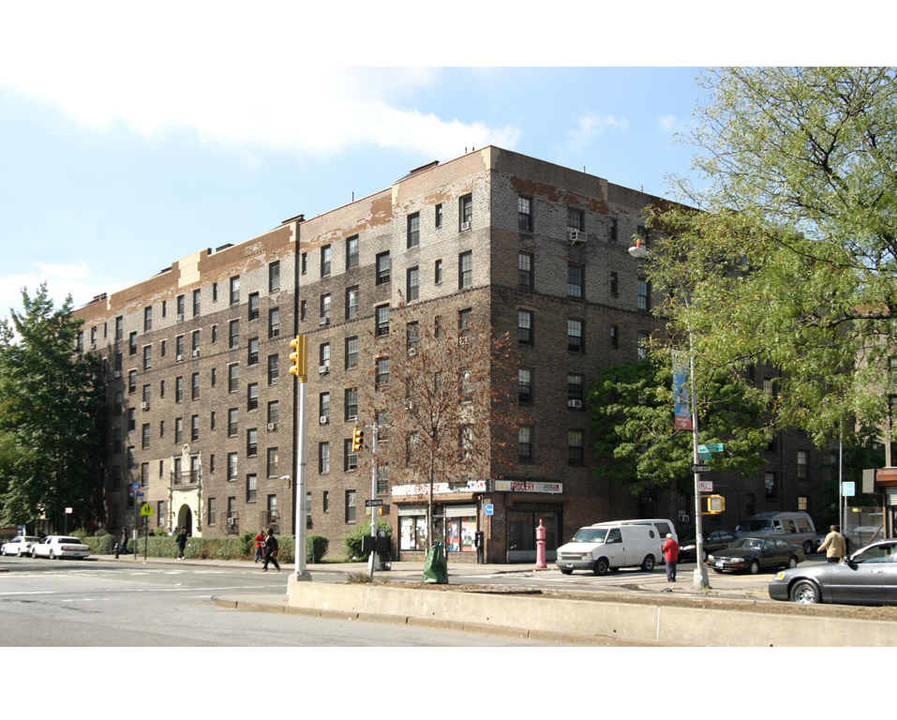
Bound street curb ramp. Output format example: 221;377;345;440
280;577;897;646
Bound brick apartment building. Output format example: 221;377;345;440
74;146;825;562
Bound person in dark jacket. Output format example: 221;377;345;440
262;528;280;572
176;527;188;559
662;533;679;583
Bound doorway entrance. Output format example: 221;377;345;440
177;505;193;535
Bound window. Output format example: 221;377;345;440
228;364;239;393
567;318;584;352
227;452;238;480
345;387;358;421
610;325;619;349
323;490;330;513
143;306;153;332
459;194;472;229
345;490;357;523
567;207;584;231
319;342;331;368
246;474;258;503
268;307;280;338
140;461;149;486
191;372;199;401
207;498;216;525
434;258;443;285
129;331;137;355
460;369;473;402
765;472;777;498
518;196;533;232
301;252;307;275
191;329;200;355
518;309;534;345
797;496;808;511
376;356;390;390
175;334;185;360
518;426;533;462
210;367;216;387
248;337;259;366
345;286;359;320
320;244;332;276
610;217;619;242
346;235;359;270
160;340;166;358
128;369;137;394
376;251;391;284
210;411;215;431
458;308;471;337
518;368;533;403
458;251;472;289
637;279;651;311
191;414;199;441
176;294;185;320
568;373;584;403
143;345;152;370
376;411;389;444
212;282;218;302
268;354;280;385
435;203;443;228
518;252;533;290
247;382;259;411
268;260;281;292
115;316;123;341
376;464;390;495
610;271;619;298
406;322;420;354
344;438;358;471
268;494;278;522
174;417;183;444
797;450;808;480
193;288;201;317
247;428;258;457
141;423;150;450
568;430;584;466
211;324;217;344
319;442;330;473
248;292;259;321
407;212;420;248
319;392;330;422
267;400;279;426
459;425;474;460
375;305;390;336
319;293;331;321
637;332;649;360
175;375;184;403
227;408;238;437
229;319;239;349
229;275;240;306
345;336;358;370
567;264;584;298
406;266;419;302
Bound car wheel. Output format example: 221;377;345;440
560;567;573;575
749;560;760;575
788;556;798;568
790;579;821;604
803;541;814;556
641;555;655;572
593;557;609;576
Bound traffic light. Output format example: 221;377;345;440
704;494;725;514
289;335;307;381
352;426;364;452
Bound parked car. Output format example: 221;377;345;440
678;530;737;563
556;523;661;575
706;536;803;574
734;511;817;555
1;535;41;557
769;539;897;605
30;536;90;560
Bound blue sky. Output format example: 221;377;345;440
0;3;887;321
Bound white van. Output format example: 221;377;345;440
595;518;678;543
556;523;662;576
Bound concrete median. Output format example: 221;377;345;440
285;576;897;646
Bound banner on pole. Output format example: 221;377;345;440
672;351;693;430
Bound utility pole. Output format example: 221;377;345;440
289;335;311;581
368;423;379;578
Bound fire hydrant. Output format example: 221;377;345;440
535;518;547;569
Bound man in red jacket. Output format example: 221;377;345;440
662;533;679;583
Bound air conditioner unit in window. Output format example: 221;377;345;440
318;364;330;375
267;422;277;431
567;399;583;409
141;401;150;411
192;349;200;358
176;354;183;362
113;370;122;379
567;228;585;244
319;316;330;326
271;328;280;337
319;415;328;425
408;347;417;357
406;400;414;410
460;221;471;231
227;517;237;527
177;313;185;323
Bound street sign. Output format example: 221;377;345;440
364;499;383;508
64;507;73;514
698;480;714;493
131;482;141;491
692;465;711;474
699;453;713;462
140;502;154;516
841;481;856;497
698;443;724;454
484;504;494;516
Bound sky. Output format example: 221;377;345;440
0;2;890;324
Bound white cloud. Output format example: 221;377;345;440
567;113;630;150
659;114;678;133
0;6;520;161
0;263;111;322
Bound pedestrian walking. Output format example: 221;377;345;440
120;528;129;554
262;528;280;572
254;528;266;563
662;532;679;583
176;526;188;559
817;524;847;563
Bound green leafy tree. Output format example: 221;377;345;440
0;285;105;530
650;67;897;445
590;355;770;499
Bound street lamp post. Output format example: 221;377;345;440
629;238;710;590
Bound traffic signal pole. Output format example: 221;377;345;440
289;335;311;582
368;424;379;579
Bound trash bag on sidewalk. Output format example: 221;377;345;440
422;542;448;584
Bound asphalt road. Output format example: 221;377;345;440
0;557;551;646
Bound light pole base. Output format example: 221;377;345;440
692;567;710;590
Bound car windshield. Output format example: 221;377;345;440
571;528;608;544
734;538;763;550
58;537;82;544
